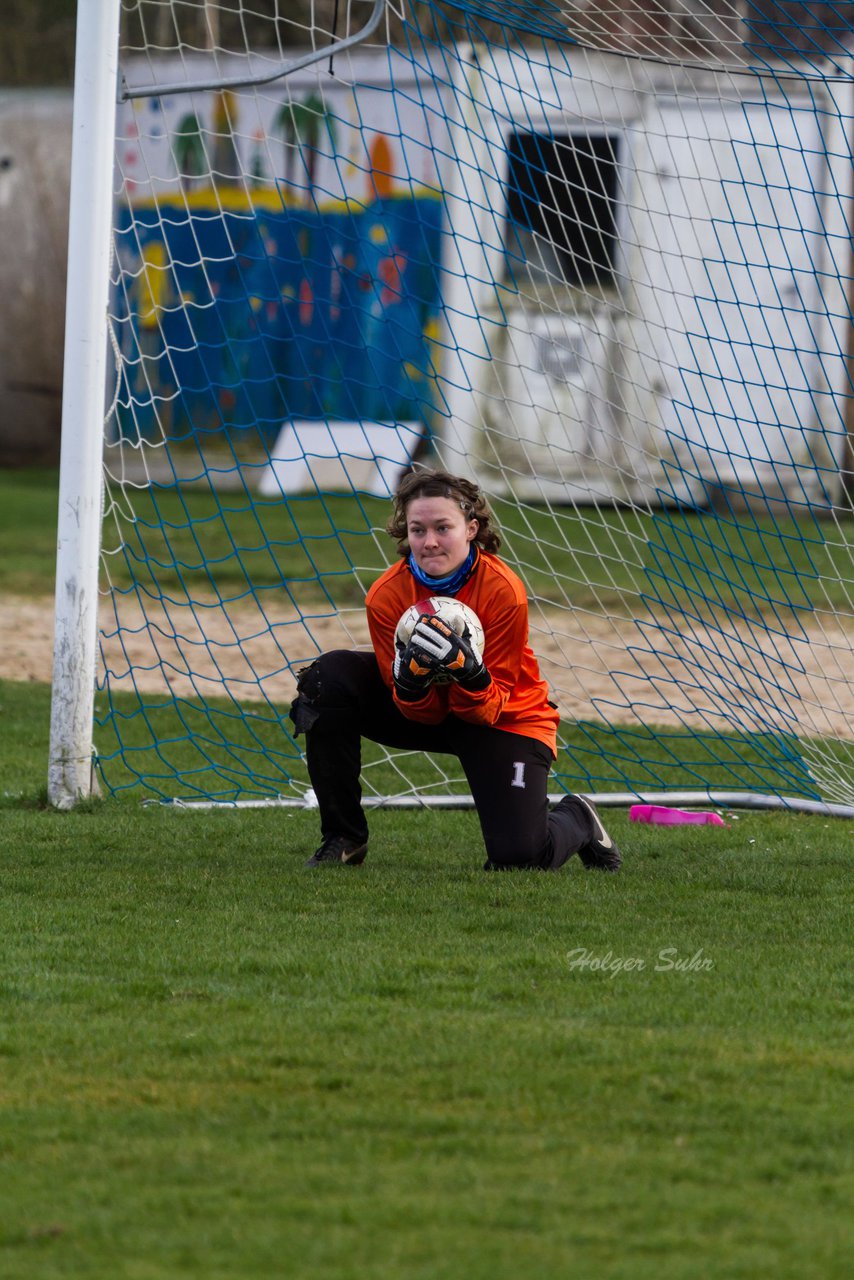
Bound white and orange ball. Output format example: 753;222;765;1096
395;596;485;682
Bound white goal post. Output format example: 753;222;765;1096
48;0;122;807
49;0;854;817
48;0;392;808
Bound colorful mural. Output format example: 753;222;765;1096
113;56;446;445
114;192;443;442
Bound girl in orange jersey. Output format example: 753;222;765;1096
290;469;622;872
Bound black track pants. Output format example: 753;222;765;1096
290;649;591;870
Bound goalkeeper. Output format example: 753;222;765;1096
290;468;622;873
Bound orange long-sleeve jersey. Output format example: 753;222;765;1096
365;553;560;756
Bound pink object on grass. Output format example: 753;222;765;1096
630;804;726;827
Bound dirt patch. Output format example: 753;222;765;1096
3;593;852;740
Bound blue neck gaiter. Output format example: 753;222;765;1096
408;545;479;597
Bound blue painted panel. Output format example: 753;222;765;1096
113;195;443;444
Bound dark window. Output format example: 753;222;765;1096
505;131;621;288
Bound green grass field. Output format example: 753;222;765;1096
1;679;853;1278
5;466;851;804
1;469;853;1276
5;468;854;617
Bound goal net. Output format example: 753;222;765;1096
68;0;854;813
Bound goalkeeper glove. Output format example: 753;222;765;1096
409;614;491;692
393;639;437;702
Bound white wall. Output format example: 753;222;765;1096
435;46;853;507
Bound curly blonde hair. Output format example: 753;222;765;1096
386;468;501;557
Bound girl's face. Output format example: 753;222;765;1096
405;496;478;578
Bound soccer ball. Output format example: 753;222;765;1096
395;596;485;676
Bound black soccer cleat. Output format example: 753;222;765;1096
574;796;622;872
305;835;368;867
